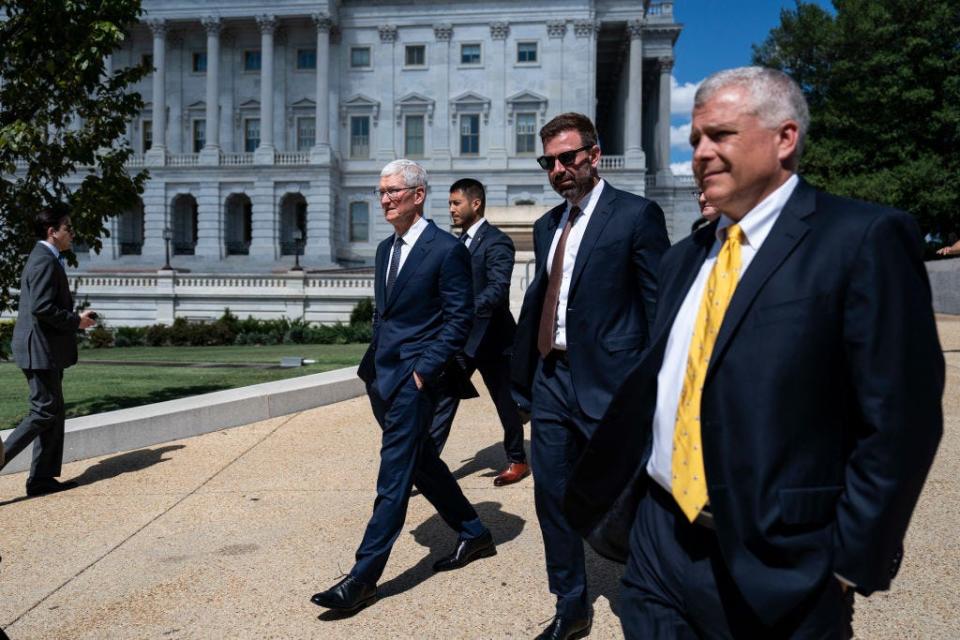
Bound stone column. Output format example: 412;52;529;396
255;15;277;164
656;57;674;179
432;23;453;168
145;19;167;165
624;19;644;168
573;20;597;117
375;25;398;162
311;13;333;164
142;180;168;262
195;182;223;261
200;16;221;165
488;22;509;167
249;179;278;261
546;21;566;113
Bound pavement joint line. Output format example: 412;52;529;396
4;410;302;629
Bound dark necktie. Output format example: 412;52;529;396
385;236;404;299
459;232;470;245
58;256;67;271
537;206;581;358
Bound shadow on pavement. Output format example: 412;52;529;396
71;445;186;486
374;500;525;601
448;440;531;481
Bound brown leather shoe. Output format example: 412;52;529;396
493;462;530;487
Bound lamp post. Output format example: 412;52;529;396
162;227;173;271
291;229;304;272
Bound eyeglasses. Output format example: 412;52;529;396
536;145;593;170
374;186;416;200
691;190;704;200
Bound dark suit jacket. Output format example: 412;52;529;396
12;242;80;370
512;182;670;420
463;220;517;361
357;219;474;402
565;179;944;625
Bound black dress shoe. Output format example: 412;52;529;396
310;575;377;612
25;478;79;497
433;530;496;572
534;613;593;640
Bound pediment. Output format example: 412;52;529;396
506;90;547;106
289;97;317;109
450;90;490;107
398;92;435;107
238;99;261;110
341;94;380;109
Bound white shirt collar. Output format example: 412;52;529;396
715;174;799;249
463;216;487;240
39;240;61;259
396;214;429;247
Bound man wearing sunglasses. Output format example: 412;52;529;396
512;112;670;639
1;205;97;495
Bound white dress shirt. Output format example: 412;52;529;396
545;178;606;350
646;174;799;492
461;216;487;249
386;214;429;277
39;240;61;259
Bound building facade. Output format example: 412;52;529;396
74;0;691;271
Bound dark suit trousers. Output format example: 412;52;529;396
3;369;66;481
531;356;598;618
429;354;526;463
352;376;487;584
620;483;854;640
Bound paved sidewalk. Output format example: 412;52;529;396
1;318;959;639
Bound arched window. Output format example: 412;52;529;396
224;194;253;255
118;198;145;255
279;193;307;255
171;194;198;255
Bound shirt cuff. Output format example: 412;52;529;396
834;572;857;589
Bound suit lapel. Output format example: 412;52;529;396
384;220;436;312
706;180;816;379
569;184;616;296
374;237;390;312
534;205;564;279
468;221;489;255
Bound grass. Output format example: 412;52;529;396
0;343;368;431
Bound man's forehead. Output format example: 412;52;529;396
545;129;582;148
380;172;404;186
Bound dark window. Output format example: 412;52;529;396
405;45;426;67
193;120;205;153
192;52;207;72
460;114;479;155
349;202;369;242
142;120;152;152
350;116;370;158
516;113;536;154
405;115;424;157
517;42;538;63
244;119;260;153
141;53;153;69
244;50;261;71
460;44;481;65
297;49;317;70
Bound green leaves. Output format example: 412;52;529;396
0;0;148;315
753;0;960;235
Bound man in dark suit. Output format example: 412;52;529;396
512;112;670;639
566;67;944;639
0;205;96;495
427;178;529;486
311;159;495;614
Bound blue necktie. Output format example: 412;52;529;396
386;237;403;299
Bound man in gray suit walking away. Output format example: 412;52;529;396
0;205;96;496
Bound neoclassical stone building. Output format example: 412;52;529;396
78;0;688;270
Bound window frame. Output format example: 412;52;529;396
296;116;316;151
349;201;370;243
459;113;480;156
516;41;539;65
191;51;207;74
349;46;372;70
243;49;262;73
192;118;206;153
404;114;425;158
349;115;371;159
243;117;261;153
404;44;427;69
515;112;537;155
459;42;482;67
296;48;317;71
141;119;153;153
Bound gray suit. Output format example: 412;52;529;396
3;242;80;480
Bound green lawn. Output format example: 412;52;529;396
0;343;367;431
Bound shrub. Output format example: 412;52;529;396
114;326;146;348
144;323;170;347
350;298;374;326
0;320;14;360
88;324;114;348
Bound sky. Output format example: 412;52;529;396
668;0;834;174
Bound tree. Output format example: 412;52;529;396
0;0;150;319
753;0;960;236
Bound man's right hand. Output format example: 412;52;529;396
79;310;97;330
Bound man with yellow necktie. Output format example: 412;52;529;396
564;66;943;639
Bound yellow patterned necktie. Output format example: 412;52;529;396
672;223;745;522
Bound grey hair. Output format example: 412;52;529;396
380;159;428;188
695;66;810;158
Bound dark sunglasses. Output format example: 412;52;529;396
536;145;593;170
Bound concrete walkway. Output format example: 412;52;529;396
2;318;959;639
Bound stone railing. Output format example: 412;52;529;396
598;155;625;170
66;270;375;327
168;153;199;167
647;1;674;18
222;152;254;166
126;154;146;167
674;174;697;187
276;151;310;165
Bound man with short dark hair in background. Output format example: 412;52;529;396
429;178;529;486
512;112;670;639
0;205;97;496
